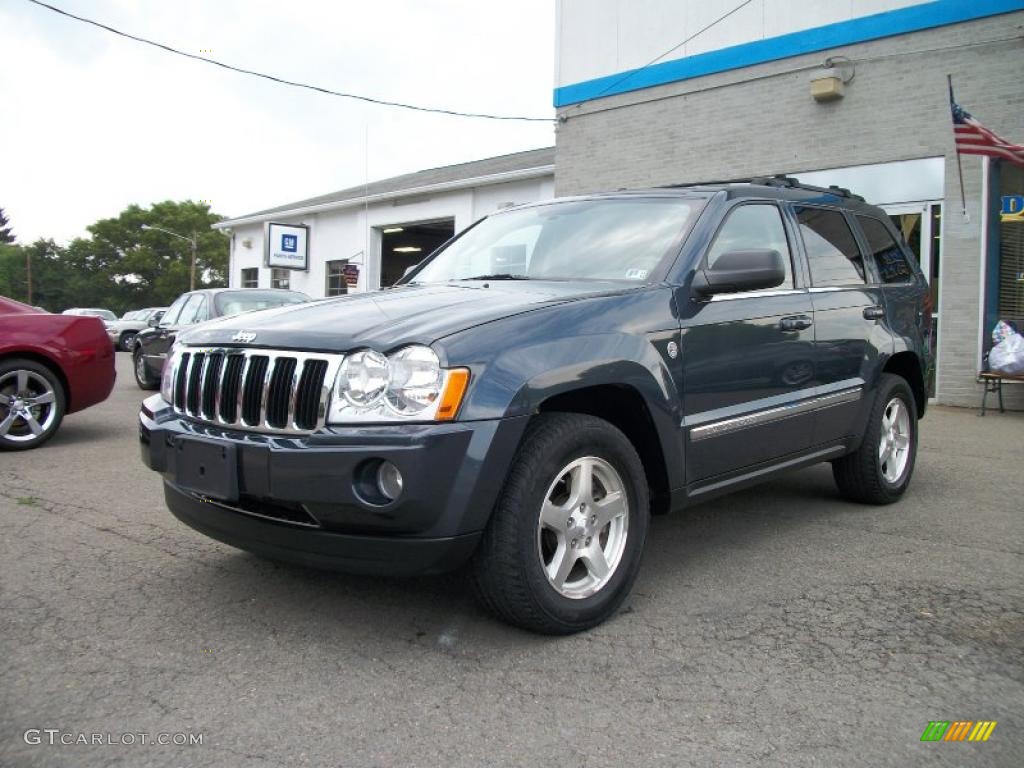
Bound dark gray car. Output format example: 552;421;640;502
138;178;931;634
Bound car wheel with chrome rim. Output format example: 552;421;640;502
0;359;66;451
471;413;649;634
832;373;918;504
133;348;159;390
119;331;137;352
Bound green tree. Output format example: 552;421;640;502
0;208;14;243
0;201;226;313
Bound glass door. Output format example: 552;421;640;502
883;202;942;396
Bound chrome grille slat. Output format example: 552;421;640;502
234;354;251;427
286;360;303;429
201;352;223;419
168;347;341;435
186;352;205;415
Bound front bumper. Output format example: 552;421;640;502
139;396;528;575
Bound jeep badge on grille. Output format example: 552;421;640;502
231;331;257;343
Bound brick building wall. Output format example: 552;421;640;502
555;12;1024;409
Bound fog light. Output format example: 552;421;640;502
377;461;403;501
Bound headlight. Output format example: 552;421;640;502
327;345;469;423
337;349;390;407
160;346;179;403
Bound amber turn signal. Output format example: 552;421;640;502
436;368;470;421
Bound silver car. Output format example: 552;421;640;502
106;307;167;351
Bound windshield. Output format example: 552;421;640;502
214;290;309;318
408;198;699;284
81;309;117;320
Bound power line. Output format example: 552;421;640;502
22;0;555;123
571;0;756;109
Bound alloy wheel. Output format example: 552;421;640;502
536;456;629;599
0;369;59;444
879;397;911;483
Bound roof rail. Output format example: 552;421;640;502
751;174;864;201
660;174;865;201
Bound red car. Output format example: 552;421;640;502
0;296;116;450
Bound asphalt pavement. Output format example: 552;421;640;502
2;352;1022;767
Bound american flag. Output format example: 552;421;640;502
950;88;1024;167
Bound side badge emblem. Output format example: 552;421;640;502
667;341;679;359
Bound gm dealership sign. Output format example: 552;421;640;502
265;222;309;270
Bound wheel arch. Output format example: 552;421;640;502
536;382;675;515
0;350;71;410
882;351;926;418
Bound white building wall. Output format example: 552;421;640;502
556;0;921;88
227;176;554;298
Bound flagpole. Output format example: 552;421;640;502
948;74;969;219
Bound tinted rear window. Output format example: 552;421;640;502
857;216;915;284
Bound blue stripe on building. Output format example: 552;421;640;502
554;0;1024;107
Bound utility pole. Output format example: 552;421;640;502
141;224;200;291
190;231;198;291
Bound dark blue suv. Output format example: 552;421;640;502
139;177;931;634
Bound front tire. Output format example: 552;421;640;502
0;359;66;451
133;348;159;390
119;331;137;352
471;413;650;634
832;373;918;504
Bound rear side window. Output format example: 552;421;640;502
707;204;794;288
857;216;915;284
795;207;865;287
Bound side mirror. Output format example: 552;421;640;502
693;249;786;297
147;314;162;327
402;264;420;279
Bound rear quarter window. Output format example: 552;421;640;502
857;216;916;284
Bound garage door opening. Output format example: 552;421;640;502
379;219;455;287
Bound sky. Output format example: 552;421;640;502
0;0;556;243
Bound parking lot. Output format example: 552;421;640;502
1;351;1021;767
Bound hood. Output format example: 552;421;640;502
180;281;633;352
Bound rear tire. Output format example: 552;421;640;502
471;413;650;634
0;359;66;451
832;373;918;504
133;348;159;390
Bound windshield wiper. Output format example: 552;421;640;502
455;274;530;281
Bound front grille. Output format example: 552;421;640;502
168;347;342;435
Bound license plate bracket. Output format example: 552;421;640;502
173;436;238;502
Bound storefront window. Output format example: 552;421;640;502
241;268;258;288
997;162;1024;330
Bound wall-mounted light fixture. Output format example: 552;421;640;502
810;57;855;102
241;237;253;249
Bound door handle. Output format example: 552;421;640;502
863;306;886;321
780;315;813;331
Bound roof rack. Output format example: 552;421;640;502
661;174;865;202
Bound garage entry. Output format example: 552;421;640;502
379;219;455;287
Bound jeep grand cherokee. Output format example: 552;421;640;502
139;177;931;634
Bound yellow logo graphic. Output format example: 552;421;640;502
1001;195;1024;223
920;720;997;742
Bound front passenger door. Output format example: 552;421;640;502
679;202;816;483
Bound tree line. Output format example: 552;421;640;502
0;201;228;315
